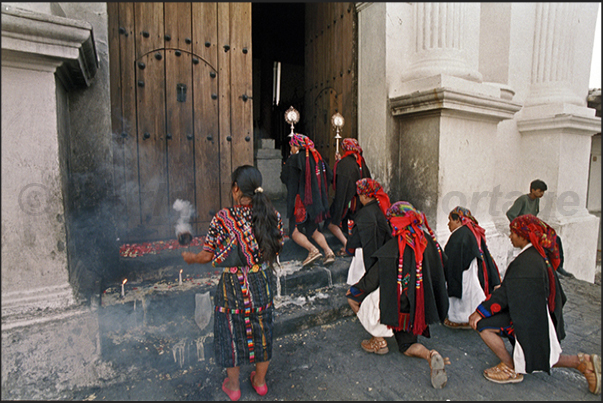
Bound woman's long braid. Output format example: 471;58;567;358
232;165;283;266
252;191;282;265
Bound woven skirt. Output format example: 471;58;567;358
213;264;275;368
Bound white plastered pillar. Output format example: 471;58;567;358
1;4;96;319
516;2;600;282
389;2;521;250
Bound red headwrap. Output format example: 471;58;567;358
289;133;328;206
510;214;561;311
333;138;366;190
386;201;428;336
355;178;391;217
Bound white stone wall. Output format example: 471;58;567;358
357;3;391;191
1;66;73;312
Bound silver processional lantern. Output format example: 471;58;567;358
284;106;300;137
331;112;345;155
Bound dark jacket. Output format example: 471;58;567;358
444;225;501;298
354;231;449;336
280;150;333;223
346;199;392;273
476;246;566;374
328;154;371;226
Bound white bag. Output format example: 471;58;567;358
346;248;365;285
195;291;213;331
356;287;394;338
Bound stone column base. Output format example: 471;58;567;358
549;213;600;283
1;302;117;400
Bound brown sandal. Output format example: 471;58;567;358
429;350;448;389
483;362;524;384
302;248;322;267
361;337;389;355
323;252;335;265
443;318;472;330
577;352;601;395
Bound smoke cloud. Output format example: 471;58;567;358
173;199;194;245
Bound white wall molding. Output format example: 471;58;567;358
1;4;98;88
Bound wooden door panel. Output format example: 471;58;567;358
165;50;195;207
119;3;141;235
230;3;253;168
164;2;192;52
192;3;220;234
305;3;356;168
165;0;194;213
217;2;233;206
108;2;126;236
109;2;141;238
192;59;220;235
192;3;218;68
135;51;169;237
109;2;253;242
134;3;164;58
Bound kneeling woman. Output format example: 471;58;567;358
346;201;451;389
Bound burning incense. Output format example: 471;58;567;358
173;199;194;246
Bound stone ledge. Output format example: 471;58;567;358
1;282;77;321
517;113;601;137
390;83;522;121
1;4;98;88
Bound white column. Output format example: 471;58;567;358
516;2;601;282
525;3;584;106
404;3;482;83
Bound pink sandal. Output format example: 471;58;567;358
222;378;241;401
250;371;268;396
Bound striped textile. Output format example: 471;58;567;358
213;264;275;367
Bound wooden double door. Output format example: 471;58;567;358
108;3;252;242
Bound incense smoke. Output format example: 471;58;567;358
173;199;194;245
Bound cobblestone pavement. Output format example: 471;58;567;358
59;274;600;401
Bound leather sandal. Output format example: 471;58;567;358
483;362;524;384
443;318;472;330
323;252;335;265
577;352;601;395
302;248;322;267
361;337;389;354
429;350;448;389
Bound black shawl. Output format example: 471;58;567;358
444;225;501;298
328;154;371;226
280;150;333;223
346;199;392;273
476;246;566;374
354;232;449;336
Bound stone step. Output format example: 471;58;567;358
98;281;353;375
100;235;354;373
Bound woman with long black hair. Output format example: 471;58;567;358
182;165;283;401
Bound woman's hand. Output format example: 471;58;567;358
182;251;197;264
182;250;213;265
468;311;482;331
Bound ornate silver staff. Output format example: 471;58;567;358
331;112;345;155
285;106;300;137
